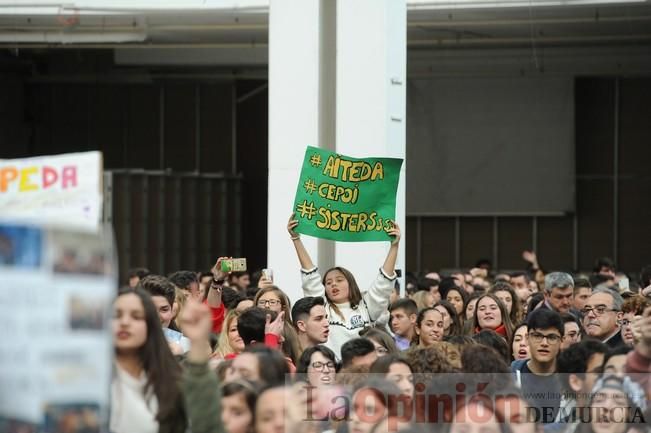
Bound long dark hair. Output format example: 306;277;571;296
360;327;399;355
445;286;469;320
471;293;515;342
490;282;523;325
115;287;183;422
222;379;258;433
434;300;463;337
322;267;363;319
414;307;444;345
509;322;528;362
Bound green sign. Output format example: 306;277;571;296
292;146;403;242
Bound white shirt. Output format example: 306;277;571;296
110;363;159;433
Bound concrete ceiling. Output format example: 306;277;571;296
0;1;649;48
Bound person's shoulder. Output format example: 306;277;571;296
605;330;624;348
510;359;528;372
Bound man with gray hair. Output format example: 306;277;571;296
527;272;575;319
546;272;575;312
581;287;625;348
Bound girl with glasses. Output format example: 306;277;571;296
296;345;338;388
253;286;302;364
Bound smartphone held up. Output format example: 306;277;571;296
221;258;247;272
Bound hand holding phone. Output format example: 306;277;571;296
221;258;247;272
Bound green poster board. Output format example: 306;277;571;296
292;146;403;242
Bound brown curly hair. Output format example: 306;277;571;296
622;294;650;315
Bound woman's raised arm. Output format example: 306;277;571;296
288;213;316;270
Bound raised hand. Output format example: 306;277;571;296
257;275;274;290
522;250;538;264
211;257;231;281
288;213;300;239
522;250;539;269
386;221;401;246
179;299;213;363
265;311;285;337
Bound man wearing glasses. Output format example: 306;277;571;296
511;308;564;424
581;288;625;348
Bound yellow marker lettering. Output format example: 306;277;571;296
332;157;341;179
339;160;352;181
360;164;372;181
335;186;345;202
326;184;337;201
341;188;353;204
340;212;351;231
371;162;384;181
349;162;362;182
331;211;341;231
352;185;359;204
323;156;336;177
316;207;329;229
318;183;329;199
349;215;358;232
19;167;38;192
357;213;368;232
367;212;377;230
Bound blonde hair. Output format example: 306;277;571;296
172;287;187;331
412;290;433;312
213;310;242;358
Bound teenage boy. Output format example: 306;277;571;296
389;299;418;351
340;338;378;368
560;313;583;350
547;339;609;433
512;308;564;423
138;274;190;353
169;270;201;301
291;296;330;351
235;307;295;372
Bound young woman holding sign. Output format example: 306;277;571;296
287;213;401;359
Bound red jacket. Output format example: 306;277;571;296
205;301;225;334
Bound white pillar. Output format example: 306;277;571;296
267;0;323;303
268;0;406;302
334;0;407;290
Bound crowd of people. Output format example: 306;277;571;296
111;214;651;433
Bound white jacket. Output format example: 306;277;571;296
301;266;396;358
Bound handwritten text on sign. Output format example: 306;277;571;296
292;146;403;242
0;166;78;193
0;152;102;231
